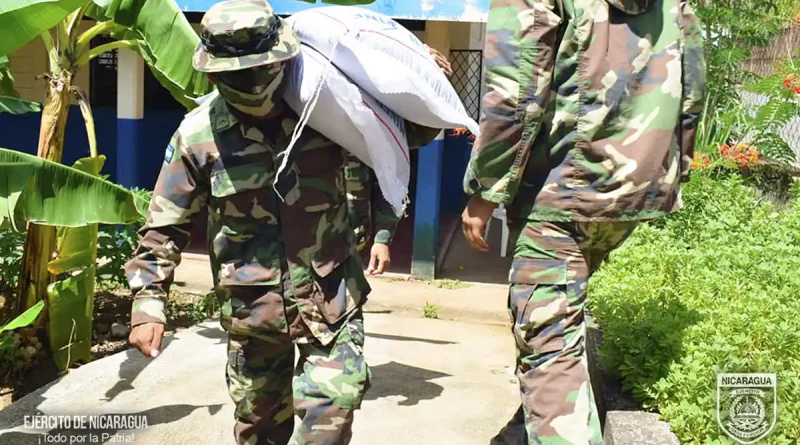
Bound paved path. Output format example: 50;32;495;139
174;253;513;326
0;314;520;445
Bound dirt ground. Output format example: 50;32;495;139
0;289;208;410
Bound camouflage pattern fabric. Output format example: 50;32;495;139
125;92;374;444
226;310;369;445
464;0;707;223
193;0;300;73
126;93;370;344
505;219;637;445
343;152;400;251
215;63;288;117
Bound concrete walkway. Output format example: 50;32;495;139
174;253;513;326
0;314;520;445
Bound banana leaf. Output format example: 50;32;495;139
47;268;94;371
0;300;45;333
46;157;103;371
86;0;214;107
0;96;42;114
0;148;149;230
0;0;90;58
0;55;19;98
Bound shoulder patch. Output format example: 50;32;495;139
164;144;175;164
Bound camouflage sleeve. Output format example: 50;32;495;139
463;0;562;204
678;1;707;183
371;178;400;246
343;152;399;247
124;131;208;327
344;152;372;251
405;120;441;149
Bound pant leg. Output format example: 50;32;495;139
507;220;639;445
227;333;296;445
509;220;601;445
289;311;370;445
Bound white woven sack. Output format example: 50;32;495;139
285;6;479;135
281;44;411;216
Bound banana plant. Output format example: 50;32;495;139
0;0;214;371
0;0;378;371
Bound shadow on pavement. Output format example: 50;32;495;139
364;361;450;406
366;332;457;346
103;334;179;402
195;325;227;344
0;403;224;445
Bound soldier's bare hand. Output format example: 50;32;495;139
368;244;391;275
427;46;454;78
129;323;165;359
462;196;496;252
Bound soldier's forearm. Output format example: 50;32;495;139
125;226;190;326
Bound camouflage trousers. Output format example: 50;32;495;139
495;220;638;445
221;286;370;445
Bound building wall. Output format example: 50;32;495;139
0;18;485;195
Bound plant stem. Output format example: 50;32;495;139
75;21;118;57
67;3;92;43
72;87;97;158
41;32;61;76
57;21;70;55
16;70;73;316
75;40;137;68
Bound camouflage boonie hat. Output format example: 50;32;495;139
193;0;300;73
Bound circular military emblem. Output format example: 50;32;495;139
717;373;777;444
729;390;767;436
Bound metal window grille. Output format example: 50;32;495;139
449;50;484;122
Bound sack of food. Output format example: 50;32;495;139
280;44;411;216
285;6;479;135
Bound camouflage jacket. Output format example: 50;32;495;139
464;0;707;222
127;96;369;345
126;96;437;344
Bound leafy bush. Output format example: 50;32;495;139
0;229;25;295
0;188;151;293
96;188;151;288
589;174;800;444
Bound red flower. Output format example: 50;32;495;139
786;74;800;95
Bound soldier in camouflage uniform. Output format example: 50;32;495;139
124;1;438;444
461;1;707;443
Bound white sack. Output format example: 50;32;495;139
285;6;479;135
282;45;411;216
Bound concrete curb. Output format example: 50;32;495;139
587;316;682;445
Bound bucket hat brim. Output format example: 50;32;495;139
192;18;300;73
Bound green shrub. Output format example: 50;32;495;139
0;230;25;295
96;188;151;289
589;174;800;444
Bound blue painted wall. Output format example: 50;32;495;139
0;106;118;178
178;0;488;21
0;107;184;190
440;132;472;215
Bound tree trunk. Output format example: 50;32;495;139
16;71;73;315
